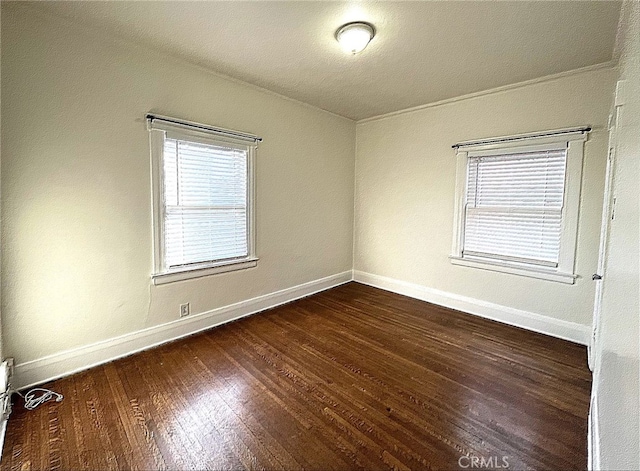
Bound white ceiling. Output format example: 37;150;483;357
34;1;621;121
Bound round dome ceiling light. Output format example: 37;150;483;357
335;22;375;55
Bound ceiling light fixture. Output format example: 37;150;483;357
335;22;375;55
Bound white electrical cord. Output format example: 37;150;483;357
16;388;63;410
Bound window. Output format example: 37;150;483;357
450;128;590;284
148;114;260;285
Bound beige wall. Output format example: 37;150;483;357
593;1;640;468
355;67;617;326
1;4;355;364
0;2;625;377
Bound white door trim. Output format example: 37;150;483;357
588;100;620;371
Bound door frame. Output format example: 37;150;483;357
588;104;619;371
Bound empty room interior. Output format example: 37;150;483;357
1;1;639;470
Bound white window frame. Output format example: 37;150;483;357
148;114;259;285
450;128;589;284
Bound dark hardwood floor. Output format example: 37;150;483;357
1;282;591;470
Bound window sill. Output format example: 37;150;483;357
152;258;258;285
449;256;576;284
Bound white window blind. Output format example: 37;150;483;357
463;147;567;267
148;114;259;284
163;137;249;269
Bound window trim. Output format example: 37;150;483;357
450;128;589;284
148;115;259;285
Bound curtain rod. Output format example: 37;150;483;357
452;126;591;149
146;114;262;143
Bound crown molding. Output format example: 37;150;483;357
358;61;618;125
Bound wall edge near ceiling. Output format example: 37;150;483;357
357;60;618;125
12;270;354;391
9;2;355;124
353;270;590;345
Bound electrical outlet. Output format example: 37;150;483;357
180;303;190;318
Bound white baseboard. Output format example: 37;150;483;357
14;271;353;390
353;270;590;345
588;391;601;471
0;420;7;462
0;358;14;461
14;269;589;390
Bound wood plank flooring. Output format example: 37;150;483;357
1;282;591;470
